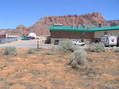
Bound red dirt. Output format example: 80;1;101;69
0;49;119;89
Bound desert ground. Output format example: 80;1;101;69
0;48;118;89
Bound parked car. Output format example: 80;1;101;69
72;40;85;46
21;35;31;40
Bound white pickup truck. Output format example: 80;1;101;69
72;40;85;46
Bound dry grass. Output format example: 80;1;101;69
0;48;118;89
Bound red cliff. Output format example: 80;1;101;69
1;12;119;36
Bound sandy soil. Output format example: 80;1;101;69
0;48;119;89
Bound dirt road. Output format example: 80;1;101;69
0;40;54;49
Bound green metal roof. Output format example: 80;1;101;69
49;25;119;31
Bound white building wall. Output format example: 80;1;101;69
38;36;47;44
94;30;119;38
51;38;91;45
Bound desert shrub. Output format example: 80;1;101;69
3;47;17;56
69;48;87;68
43;46;60;55
59;40;78;53
27;48;38;54
85;66;102;75
99;84;117;89
113;48;119;52
69;60;79;68
45;49;59;55
89;42;105;52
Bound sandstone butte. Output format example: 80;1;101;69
0;12;119;36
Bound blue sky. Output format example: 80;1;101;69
0;0;119;28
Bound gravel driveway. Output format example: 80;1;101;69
0;40;55;49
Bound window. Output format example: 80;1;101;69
79;32;86;36
54;40;59;45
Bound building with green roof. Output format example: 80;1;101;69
49;24;119;44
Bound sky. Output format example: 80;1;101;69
0;0;119;28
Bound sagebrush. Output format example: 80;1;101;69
58;40;78;53
89;42;105;52
27;48;38;54
3;47;17;56
69;48;87;68
45;50;57;55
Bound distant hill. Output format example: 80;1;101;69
107;20;119;25
1;12;119;35
28;12;106;35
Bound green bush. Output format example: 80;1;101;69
45;50;56;55
3;47;17;56
59;40;78;53
69;48;87;68
27;48;38;54
89;42;105;52
69;60;79;68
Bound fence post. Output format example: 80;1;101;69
37;39;39;49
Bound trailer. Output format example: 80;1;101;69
101;35;118;46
